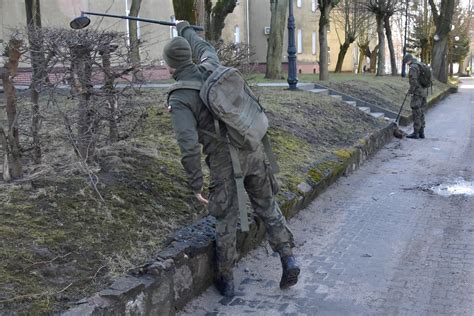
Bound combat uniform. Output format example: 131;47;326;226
408;61;427;137
166;22;295;284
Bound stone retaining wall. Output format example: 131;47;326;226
64;123;395;316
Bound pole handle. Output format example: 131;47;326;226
395;91;410;124
82;11;204;31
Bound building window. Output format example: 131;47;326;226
312;32;317;55
297;0;302;8
234;25;240;43
297;29;303;53
170;15;178;38
312;0;317;12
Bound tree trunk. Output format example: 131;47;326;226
429;0;455;83
432;35;450;82
0;133;12;181
319;6;331;81
358;42;368;74
0;38;23;179
208;0;237;42
172;0;198;24
101;48;119;143
25;0;44;164
384;14;397;76
71;45;96;160
128;0;143;82
194;0;208;27
265;0;288;79
335;41;351;73
375;14;385;76
370;44;379;73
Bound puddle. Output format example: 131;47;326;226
430;179;474;197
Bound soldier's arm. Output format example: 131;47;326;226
176;21;220;67
168;95;204;194
408;65;421;94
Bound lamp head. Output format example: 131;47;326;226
70;15;91;29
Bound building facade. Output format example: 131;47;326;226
0;0;357;74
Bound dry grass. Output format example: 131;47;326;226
0;84;386;314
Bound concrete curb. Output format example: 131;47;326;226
397;86;457;126
63;122;396;316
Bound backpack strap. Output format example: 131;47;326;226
262;134;280;174
167;81;203;104
227;141;250;232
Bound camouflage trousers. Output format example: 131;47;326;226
207;142;295;275
411;95;426;131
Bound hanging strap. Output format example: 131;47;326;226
227;140;249;232
262;134;280;174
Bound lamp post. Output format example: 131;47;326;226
401;0;409;78
287;0;298;90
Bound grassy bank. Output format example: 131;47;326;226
1;82;386;314
249;73;453;117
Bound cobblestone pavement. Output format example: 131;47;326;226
180;78;474;316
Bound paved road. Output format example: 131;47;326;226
180;78;474;316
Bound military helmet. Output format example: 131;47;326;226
403;53;414;64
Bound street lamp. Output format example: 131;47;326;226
287;0;298;90
70;11;204;31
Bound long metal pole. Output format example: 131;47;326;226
401;0;409;78
81;11;204;31
287;0;298;90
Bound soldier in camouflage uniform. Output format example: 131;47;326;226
163;21;300;297
404;54;427;139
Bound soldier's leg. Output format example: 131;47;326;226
208;151;239;296
408;96;422;139
240;147;294;251
242;159;294;255
243;155;300;288
412;108;422;131
419;98;426;138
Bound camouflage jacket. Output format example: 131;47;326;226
408;61;428;97
167;22;227;193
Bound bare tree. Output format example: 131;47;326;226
128;0;143;82
266;0;288;79
383;4;399;75
214;41;255;76
409;0;433;64
366;0;399;76
318;0;341;80
369;43;380;72
448;4;470;75
333;0;369;73
27;28;145;162
428;0;455;83
207;0;238;41
172;0;237;41
25;0;45;163
0;35;24;180
356;16;377;73
173;0;199;24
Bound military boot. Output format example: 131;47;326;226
419;128;425;139
215;271;235;297
280;256;300;289
407;130;419;139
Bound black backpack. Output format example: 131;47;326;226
415;62;432;89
